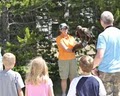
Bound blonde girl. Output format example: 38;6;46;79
25;57;54;96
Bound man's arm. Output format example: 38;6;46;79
92;48;105;76
93;48;105;68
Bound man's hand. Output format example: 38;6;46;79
91;68;99;76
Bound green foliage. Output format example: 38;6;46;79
4;27;59;81
0;0;51;14
5;27;38;66
17;27;35;44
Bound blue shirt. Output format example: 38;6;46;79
97;27;120;73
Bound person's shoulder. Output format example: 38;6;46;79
71;76;83;83
12;70;22;77
91;75;103;82
56;35;61;41
91;75;99;78
1;70;21;78
48;78;52;83
98;31;106;39
104;26;119;32
111;26;119;30
11;70;19;74
68;35;75;40
45;77;53;87
113;27;120;31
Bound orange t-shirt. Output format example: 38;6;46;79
56;34;76;60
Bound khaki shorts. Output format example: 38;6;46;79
58;59;78;80
99;71;120;96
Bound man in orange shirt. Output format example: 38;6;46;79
56;23;78;96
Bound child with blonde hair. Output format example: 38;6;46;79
67;55;106;96
25;56;54;96
0;52;24;96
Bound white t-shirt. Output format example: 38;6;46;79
67;74;106;96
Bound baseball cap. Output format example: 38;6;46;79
59;23;69;30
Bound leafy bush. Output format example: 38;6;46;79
4;27;59;81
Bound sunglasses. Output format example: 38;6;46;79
61;27;68;30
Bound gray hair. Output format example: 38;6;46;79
101;11;114;25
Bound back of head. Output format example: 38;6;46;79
101;11;114;25
79;55;93;73
30;57;48;76
26;57;49;85
2;53;16;69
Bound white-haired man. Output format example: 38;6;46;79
93;11;120;96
